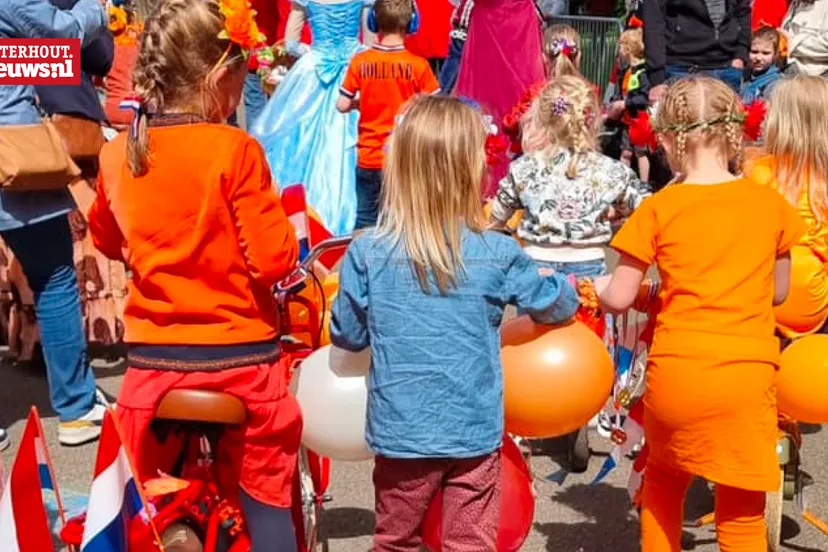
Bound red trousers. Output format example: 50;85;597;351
372;452;500;552
117;361;302;508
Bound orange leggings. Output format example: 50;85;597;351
641;462;767;552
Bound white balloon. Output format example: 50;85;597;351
291;345;373;461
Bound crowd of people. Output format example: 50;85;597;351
1;0;828;550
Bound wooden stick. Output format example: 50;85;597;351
803;510;828;535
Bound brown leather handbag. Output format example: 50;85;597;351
0;120;82;191
51;113;106;162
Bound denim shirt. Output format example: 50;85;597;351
740;65;781;104
330;228;579;458
0;0;106;231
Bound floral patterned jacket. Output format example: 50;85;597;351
491;149;650;247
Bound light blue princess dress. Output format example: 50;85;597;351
252;0;371;236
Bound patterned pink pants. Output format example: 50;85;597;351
372;451;501;552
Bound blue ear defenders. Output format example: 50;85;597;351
367;0;420;35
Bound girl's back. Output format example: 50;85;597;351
504;149;643;247
330;96;578;463
615;179;801;357
334;227;575;457
94;125;296;345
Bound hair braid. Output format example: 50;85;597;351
724;97;743;173
126;0;244;177
654;76;746;178
565;94;594;178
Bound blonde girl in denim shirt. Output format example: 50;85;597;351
330;95;578;552
491;76;650;279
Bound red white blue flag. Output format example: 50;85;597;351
0;407;62;551
80;410;148;552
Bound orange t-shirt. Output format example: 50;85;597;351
88;124;298;346
340;45;440;169
612;179;804;362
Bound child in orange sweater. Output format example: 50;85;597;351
337;0;439;229
87;1;301;550
597;75;804;551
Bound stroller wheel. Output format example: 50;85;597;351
162;522;204;552
567;426;590;473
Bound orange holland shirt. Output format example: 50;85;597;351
340;44;440;169
88;124;298;346
612;179;804;363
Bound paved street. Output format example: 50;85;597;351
2;355;828;551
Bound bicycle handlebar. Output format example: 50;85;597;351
298;236;352;272
274;236;353;295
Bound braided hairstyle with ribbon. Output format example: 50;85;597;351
653;75;746;180
542;24;582;79
126;0;245;176
531;75;601;179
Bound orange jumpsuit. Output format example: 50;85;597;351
611;179;804;552
746;155;828;338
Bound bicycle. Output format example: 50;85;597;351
60;237;350;552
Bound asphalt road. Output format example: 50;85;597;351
2;355;828;552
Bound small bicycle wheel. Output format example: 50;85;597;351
299;447;323;551
766;467;784;552
162;522;204;552
567;426;590;473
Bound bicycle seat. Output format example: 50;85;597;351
154;390;246;425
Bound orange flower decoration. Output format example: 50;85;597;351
108;5;127;33
218;0;267;53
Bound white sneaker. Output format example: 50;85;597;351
58;391;108;446
94;387;112;408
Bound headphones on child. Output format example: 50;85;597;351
367;0;421;35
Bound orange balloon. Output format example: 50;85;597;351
774;245;828;337
501;317;613;438
778;335;828;423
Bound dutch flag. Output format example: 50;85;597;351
0;408;62;551
80;410;146;552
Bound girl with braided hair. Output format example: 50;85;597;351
87;0;302;548
491;76;648;280
503;24;594;158
597;75;805;551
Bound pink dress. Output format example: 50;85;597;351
455;0;545;196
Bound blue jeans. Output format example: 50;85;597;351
665;64;743;93
535;259;607;278
242;72;268;132
229;72;268;130
355;167;382;229
1;216;95;422
439;37;465;95
239;490;297;552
